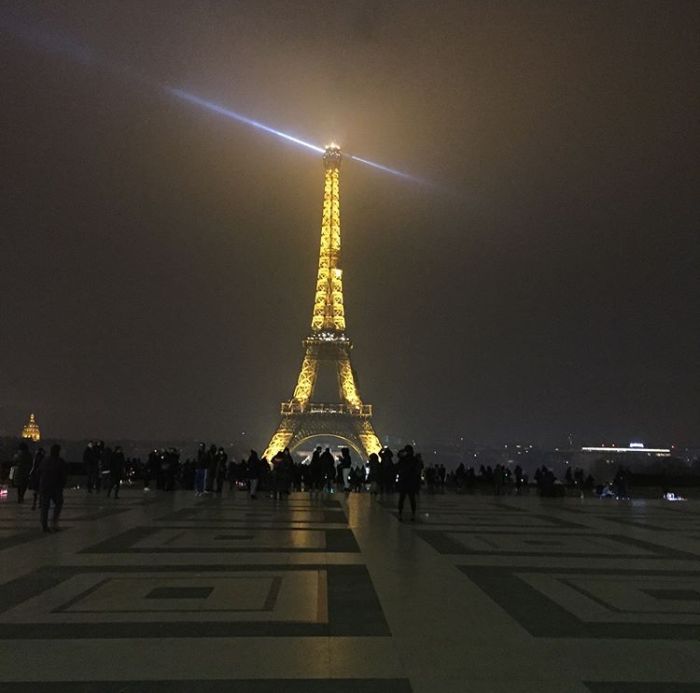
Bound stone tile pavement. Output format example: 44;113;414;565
2;488;700;691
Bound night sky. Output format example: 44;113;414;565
1;1;698;447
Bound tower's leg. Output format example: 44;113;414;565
337;353;362;410
355;418;382;456
263;416;299;462
292;346;319;409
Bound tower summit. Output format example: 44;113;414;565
312;144;345;332
263;145;382;461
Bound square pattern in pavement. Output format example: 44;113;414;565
3;487;700;691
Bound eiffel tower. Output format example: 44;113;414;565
263;145;381;461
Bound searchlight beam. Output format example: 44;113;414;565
2;17;427;185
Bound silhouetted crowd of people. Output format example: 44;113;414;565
6;437;637;535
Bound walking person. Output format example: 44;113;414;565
397;445;421;522
39;444;67;533
11;442;33;504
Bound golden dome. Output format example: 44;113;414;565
21;413;41;442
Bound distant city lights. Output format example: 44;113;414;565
581;443;671;456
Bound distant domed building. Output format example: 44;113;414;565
21;413;41;442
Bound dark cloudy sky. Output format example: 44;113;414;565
1;1;698;447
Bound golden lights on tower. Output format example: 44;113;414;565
262;145;382;461
311;145;345;332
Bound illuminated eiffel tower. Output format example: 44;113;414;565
263;145;381;461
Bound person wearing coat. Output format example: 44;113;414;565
309;446;323;497
379;447;395;496
194;443;207;496
39;444;68;532
247;450;262;499
320;448;335;493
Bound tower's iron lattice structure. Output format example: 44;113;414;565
263;145;382;461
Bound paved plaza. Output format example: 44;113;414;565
2;488;700;691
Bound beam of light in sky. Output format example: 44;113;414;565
348;154;427;185
1;15;431;185
165;87;324;155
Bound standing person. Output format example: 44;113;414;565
12;442;33;504
379;447;395;496
270;450;285;500
28;447;45;510
39;444;67;532
153;448;164;490
159;449;171;491
215;448;228;495
247;450;262;499
367;452;380;496
494;465;504;496
280;448;294;497
397;445;421;522
437;464;446;493
194;443;207;496
205;444;217;494
164;448;179;491
309;446;323;497
106;446;125;498
83;442;99;493
338;448;352;492
320;447;335;494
